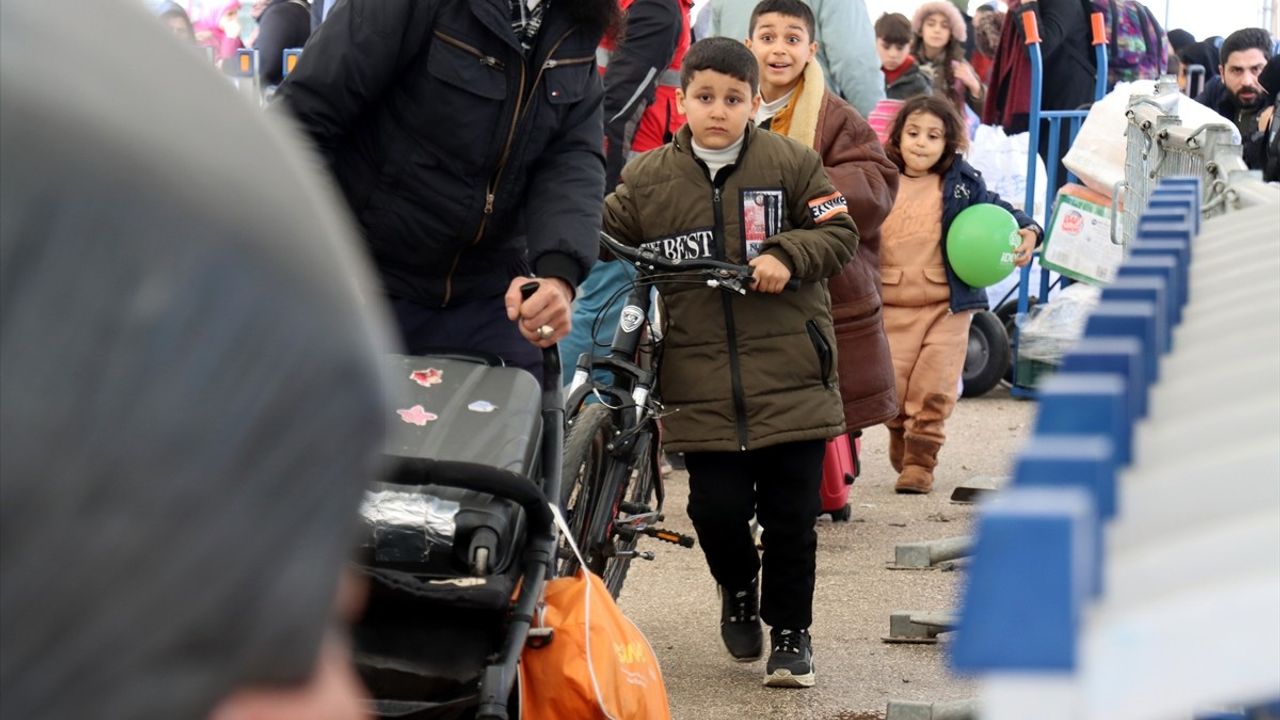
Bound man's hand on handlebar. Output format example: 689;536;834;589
748;254;792;294
506;276;573;348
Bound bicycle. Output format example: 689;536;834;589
558;232;795;599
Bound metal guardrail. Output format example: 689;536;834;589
1113;77;1250;246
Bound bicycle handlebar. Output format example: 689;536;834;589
600;231;799;293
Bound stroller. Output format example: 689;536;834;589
353;289;563;720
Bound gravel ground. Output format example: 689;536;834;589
617;388;1035;719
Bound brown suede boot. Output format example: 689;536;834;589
895;437;942;494
888;426;905;474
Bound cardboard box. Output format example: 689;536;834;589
1040;184;1123;286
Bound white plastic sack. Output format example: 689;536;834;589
967;124;1050;226
1062;81;1241;197
1018;282;1102;364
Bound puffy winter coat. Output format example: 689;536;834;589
767;61;899;431
275;0;608;306
603;123;858;452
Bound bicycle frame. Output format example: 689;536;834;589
566;277;660;433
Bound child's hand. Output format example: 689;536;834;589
952;60;983;95
1013;228;1037;267
748;254;792;294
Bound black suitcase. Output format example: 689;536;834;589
355;355;545;719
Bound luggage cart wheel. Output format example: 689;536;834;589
829;505;852;522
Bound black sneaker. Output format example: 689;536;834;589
718;579;762;661
764;628;814;688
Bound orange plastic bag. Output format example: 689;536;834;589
519;507;672;719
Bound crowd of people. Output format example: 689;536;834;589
3;0;1279;718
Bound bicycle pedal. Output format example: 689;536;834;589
643;527;696;548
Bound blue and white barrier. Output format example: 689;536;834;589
950;176;1280;720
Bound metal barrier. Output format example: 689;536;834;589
1113;78;1249;247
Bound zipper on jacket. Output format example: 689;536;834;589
433;31;505;70
441;29;575;307
712;181;751;451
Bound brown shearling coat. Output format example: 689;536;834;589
772;61;900;431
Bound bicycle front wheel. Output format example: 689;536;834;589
559;403;615;578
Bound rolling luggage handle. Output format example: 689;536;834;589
474;284;565;720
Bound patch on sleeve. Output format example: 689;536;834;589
807;192;849;223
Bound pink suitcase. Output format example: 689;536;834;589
820;432;860;522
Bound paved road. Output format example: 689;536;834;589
618;389;1034;719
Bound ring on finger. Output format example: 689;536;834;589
536;324;554;340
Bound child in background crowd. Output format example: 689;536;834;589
879;95;1040;494
911;1;984;116
876;12;931;101
603;37;857;688
970;4;1004;84
746;0;899;458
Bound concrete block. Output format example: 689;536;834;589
1034;373;1132;466
1059;337;1147;419
1083;300;1162;380
893;536;972;569
950;487;1096;673
1128;240;1190;318
1116;255;1183;325
886;611;956;643
886;698;978;720
1014;435;1116;523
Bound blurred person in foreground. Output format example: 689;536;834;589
0;1;392;719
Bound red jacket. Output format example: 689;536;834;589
598;0;692;190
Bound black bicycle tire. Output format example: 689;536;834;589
559;403;615;578
602;431;658;599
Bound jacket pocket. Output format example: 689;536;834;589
429;31;507;99
881;268;903;285
543;55;594;105
923;267;949;284
806;319;834;390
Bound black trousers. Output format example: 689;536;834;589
389;294;542;379
685;439;826;630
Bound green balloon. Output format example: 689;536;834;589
946;203;1021;288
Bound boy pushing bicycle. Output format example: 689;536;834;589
601;37;857;688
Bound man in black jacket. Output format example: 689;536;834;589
275;0;614;376
1196;28;1273;174
252;0;311;86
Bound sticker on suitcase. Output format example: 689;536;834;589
409;368;443;387
396;405;439;426
468;400;498;413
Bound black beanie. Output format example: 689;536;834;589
0;1;393;718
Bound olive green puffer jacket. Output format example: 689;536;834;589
603;123;858;452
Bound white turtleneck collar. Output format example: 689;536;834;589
692;134;745;180
755;87;796;127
